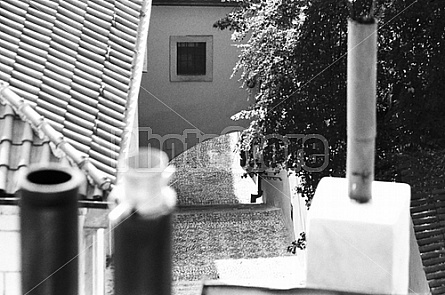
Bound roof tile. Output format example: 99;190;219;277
0;0;151;201
403;152;445;294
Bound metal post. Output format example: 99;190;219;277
111;148;176;295
113;212;173;295
346;19;377;203
20;164;83;295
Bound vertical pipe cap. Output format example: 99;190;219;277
20;163;85;205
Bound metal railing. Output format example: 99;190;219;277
0;197;113;209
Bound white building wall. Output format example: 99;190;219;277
138;5;250;158
0;206;91;295
0;206;21;295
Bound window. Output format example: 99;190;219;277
177;42;206;75
170;36;213;82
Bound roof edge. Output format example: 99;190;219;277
117;0;153;182
0;82;113;192
152;0;239;6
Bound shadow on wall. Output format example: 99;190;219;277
139;126;247;160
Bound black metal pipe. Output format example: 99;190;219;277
112;147;175;295
19;164;83;295
113;211;173;295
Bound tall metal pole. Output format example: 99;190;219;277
20;164;83;295
346;17;377;203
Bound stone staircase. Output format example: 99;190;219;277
105;204;301;295
169;132;257;206
106;133;303;295
169;133;302;295
172;205;300;295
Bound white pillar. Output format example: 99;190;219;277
289;175;307;274
93;229;105;295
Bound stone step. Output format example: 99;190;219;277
105;205;296;294
171;167;257;206
170;132;260;206
172;206;294;282
172;281;203;295
213;256;304;287
172;256;305;295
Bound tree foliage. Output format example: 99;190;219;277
215;0;445;203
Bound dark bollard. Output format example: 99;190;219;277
113;211;174;295
110;148;176;295
20;164;83;295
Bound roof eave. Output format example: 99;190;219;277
152;1;239;7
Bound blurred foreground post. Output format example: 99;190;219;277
346;19;377;203
110;148;176;295
305;19;411;294
20;164;83;295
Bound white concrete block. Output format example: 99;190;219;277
0;207;20;232
261;170;294;240
0;215;19;232
0;233;20;272
4;273;20;295
0;206;19;216
306;177;411;294
1;273;4;295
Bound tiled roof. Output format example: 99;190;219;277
0;0;151;200
411;189;445;295
152;0;239;6
0;103;105;199
399;152;445;295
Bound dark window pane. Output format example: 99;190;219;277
177;42;206;75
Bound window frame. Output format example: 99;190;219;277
170;35;213;82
